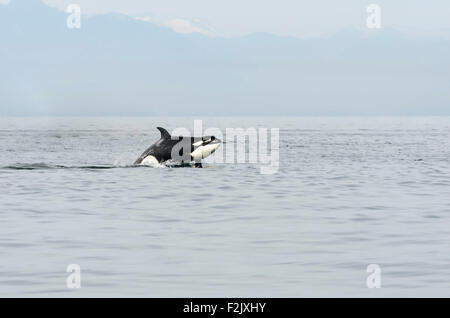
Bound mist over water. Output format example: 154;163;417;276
0;116;449;297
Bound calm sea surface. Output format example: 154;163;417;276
0;116;449;297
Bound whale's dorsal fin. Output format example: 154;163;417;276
157;127;171;139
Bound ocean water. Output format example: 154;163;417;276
0;116;449;297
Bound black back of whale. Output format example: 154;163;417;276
134;127;216;164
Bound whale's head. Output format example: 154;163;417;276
191;136;222;161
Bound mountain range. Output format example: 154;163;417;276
1;0;450;115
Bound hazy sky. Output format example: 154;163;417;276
2;0;450;38
1;0;450;116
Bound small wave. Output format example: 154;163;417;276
3;163;67;170
1;162;198;170
1;163;130;170
138;161;197;169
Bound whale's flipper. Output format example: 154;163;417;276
195;161;203;168
157;127;171;139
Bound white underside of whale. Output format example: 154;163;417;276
140;155;159;165
139;142;220;165
191;143;220;161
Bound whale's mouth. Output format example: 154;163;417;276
208;140;221;155
206;138;221;153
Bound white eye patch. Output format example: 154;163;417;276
193;138;212;147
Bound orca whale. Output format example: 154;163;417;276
134;127;221;168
